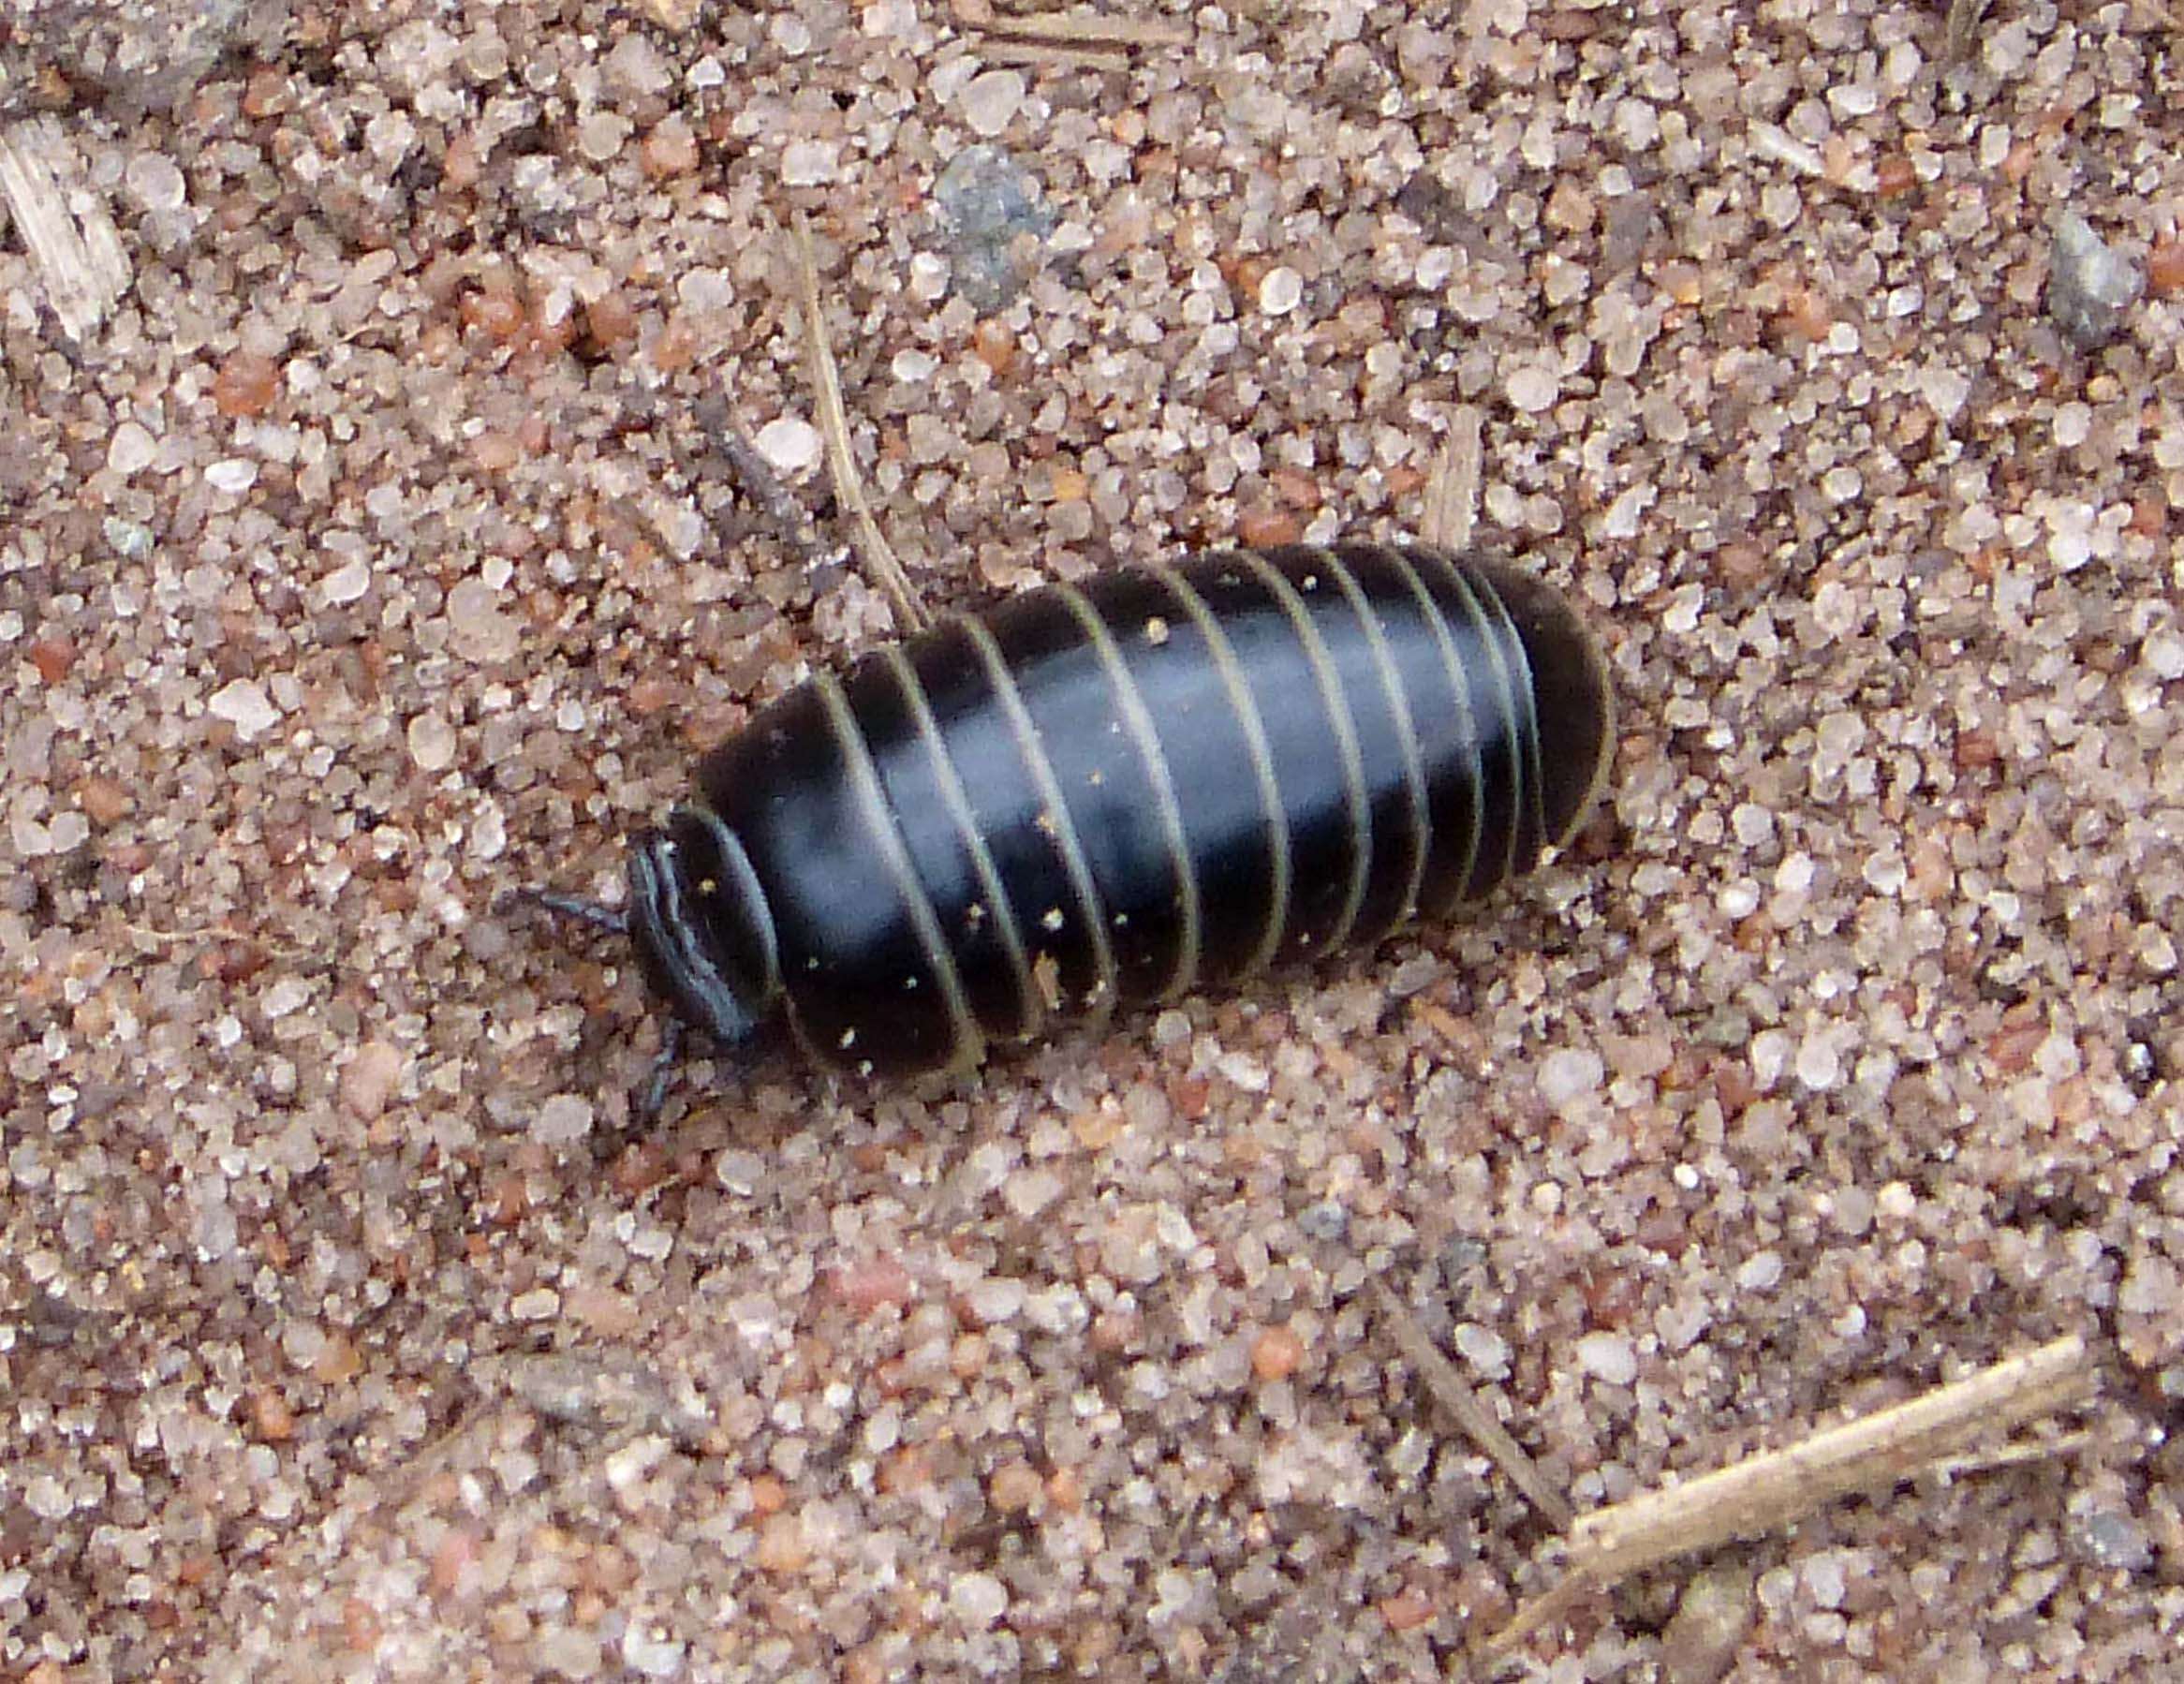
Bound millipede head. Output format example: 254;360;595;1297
625;805;783;1054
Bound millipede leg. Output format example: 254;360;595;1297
692;395;852;577
507;886;696;1118
501;886;629;938
640;1014;686;1122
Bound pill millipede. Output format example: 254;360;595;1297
524;541;1613;1111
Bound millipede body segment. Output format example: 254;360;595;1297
621;544;1614;1080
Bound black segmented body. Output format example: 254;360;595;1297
625;544;1613;1080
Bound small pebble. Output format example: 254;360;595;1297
964;1277;1026;1324
261;977;311;1019
1454;1322;1513;1376
321;556;371;604
23;1475;74;1521
754;1512;809;1573
621;1627;685;1679
781;139;838;185
1002;1166;1063;1218
2076;1508;2151;1573
76;776;134;823
754;416;822;474
989;1460;1043;1513
124;151;188;213
958;70;1026;139
407;711;456;771
2140;630;2184;681
205;458;258;495
1793;1029;1842;1091
1735;1250;1785;1292
208;678;279;739
108;421;158;475
104;517;155;557
933;145;1054;311
831;1256;915;1314
1661;1565;1756;1684
603;33;671;99
1538;1047;1604;1112
447;579;520;663
2047;213;2142;350
1575;1332;1638;1385
1258;265;1303;317
1506;364;1560;413
533;1093;595;1146
950;1571;1009;1627
341;1041;405;1120
577;111;628;163
1251;1324;1306;1381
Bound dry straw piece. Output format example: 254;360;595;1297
1420;406;1484;554
1482;1333;2099;1657
0;115;130;339
1374;1283;1575;1532
789;212;931;634
952;0;1193;66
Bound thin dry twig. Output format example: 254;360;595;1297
1569;1334;2091;1579
124;919;316;967
1484;1565;1601;1659
1928;1425;2097;1481
952;0;1193;59
976;41;1155;69
1373;1281;1575;1531
1944;0;1994;64
0;115;130;339
789;214;930;634
1421;406;1483;553
1486;1334;2097;1657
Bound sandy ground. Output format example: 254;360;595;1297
3;1;2181;1679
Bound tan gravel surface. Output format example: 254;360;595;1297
3;2;2180;1678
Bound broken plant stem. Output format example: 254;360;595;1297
1486;1333;2097;1657
1566;1333;2091;1581
789;212;929;634
1374;1281;1575;1531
